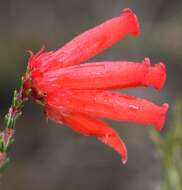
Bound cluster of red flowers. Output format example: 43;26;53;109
25;8;169;163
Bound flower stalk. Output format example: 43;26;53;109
0;76;31;171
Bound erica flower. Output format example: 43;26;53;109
25;8;169;163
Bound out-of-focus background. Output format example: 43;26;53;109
0;0;181;190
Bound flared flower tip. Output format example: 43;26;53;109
122;158;127;164
99;134;128;164
121;149;128;164
152;62;166;90
143;58;167;90
122;8;140;36
155;103;169;131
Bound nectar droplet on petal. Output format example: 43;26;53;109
128;105;139;111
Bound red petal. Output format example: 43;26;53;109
46;107;127;163
146;60;166;90
48;8;140;69
46;90;169;131
40;58;166;91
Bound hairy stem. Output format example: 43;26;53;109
0;76;30;171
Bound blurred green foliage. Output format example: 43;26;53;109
150;101;182;190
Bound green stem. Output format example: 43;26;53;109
0;77;30;171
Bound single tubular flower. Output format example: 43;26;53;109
25;8;169;164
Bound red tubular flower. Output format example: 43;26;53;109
26;8;169;163
28;8;139;72
46;90;168;132
46;107;128;163
33;58;166;93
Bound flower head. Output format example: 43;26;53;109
25;8;169;163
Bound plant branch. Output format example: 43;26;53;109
0;76;31;172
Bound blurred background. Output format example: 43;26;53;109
0;0;181;190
